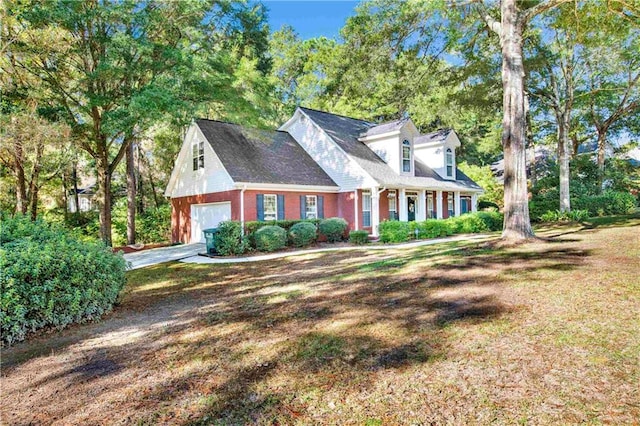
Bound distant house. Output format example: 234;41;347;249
68;185;96;213
165;107;483;243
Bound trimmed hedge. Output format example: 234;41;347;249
540;209;590;222
214;221;249;255
319;217;348;242
245;219;320;235
413;220;454;239
1;215;127;345
253;225;287;252
289;222;317;247
379;220;411;243
349;230;369;245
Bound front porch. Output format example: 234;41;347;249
360;188;479;237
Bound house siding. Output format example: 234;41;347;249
243;190;338;222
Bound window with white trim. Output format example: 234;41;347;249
402;140;411;173
192;141;204;171
388;190;397;220
264;194;277;221
446;148;453;177
362;191;371;227
447;192;454;217
305;195;317;219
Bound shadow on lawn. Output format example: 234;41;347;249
2;233;594;424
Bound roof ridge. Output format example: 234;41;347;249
298;106;374;124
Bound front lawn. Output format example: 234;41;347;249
2;215;639;424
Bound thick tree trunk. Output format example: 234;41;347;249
558;117;571;212
500;0;535;240
126;140;136;245
30;185;39;221
13;143;28;215
97;157;113;247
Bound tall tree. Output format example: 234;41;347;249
6;0;258;245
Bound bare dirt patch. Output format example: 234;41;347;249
2;217;639;424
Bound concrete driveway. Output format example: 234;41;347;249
122;243;204;270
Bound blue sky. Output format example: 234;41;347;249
263;0;360;39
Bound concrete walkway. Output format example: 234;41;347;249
180;234;492;265
123;243;205;270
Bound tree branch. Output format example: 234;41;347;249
522;0;574;23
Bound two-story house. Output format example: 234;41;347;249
165;107;483;243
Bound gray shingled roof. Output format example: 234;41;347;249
299;108;482;191
196;119;337;187
414;129;452;145
359;118;409;138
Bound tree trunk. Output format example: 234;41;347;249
500;0;535;240
97;157;113;247
30;184;39;221
13;142;28;215
62;171;69;221
596;130;606;192
525;93;536;187
72;161;80;213
126;139;136;245
558;114;571;212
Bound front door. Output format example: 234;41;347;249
407;197;416;222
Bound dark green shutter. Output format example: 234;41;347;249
257;194;264;221
318;196;324;219
277;194;285;220
300;195;306;219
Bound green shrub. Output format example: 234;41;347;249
349;230;369;245
1;215;127;345
572;190;636;216
289;222;317;247
214;221;249;255
379;220;411;243
253;225;287;252
137;205;171;243
448;214;489;234
414;219;454;239
475;211;504;231
319;217;348;243
245;219;320;235
540;209;590;222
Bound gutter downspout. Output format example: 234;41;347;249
240;185;247;234
353;190;359;231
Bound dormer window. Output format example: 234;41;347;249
446;148;453;177
402;140;411;173
192;141;204;171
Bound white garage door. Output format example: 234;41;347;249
190;202;232;243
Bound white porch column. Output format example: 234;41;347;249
398;188;407;221
436;190;443;219
454;192;461;217
471;193;478;213
371;187;380;237
416;189;426;222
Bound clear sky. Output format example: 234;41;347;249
263;0;360;40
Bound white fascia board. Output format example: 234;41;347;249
234;182;340;192
278;108;301;132
164;122;196;197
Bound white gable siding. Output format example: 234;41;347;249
284;112;377;190
166;124;235;198
414;133;460;180
361;121;418;177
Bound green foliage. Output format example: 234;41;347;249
475;211;504;231
1;215;126;345
289;222;317;247
447;214;490;234
572;191;637;216
458;162;504;208
349;230;369;245
253;225;287;252
214;221;249;256
245;219;320;235
540;209;590;222
136;205;171;243
379;220;412;243
412;220;454;239
318;217;348;243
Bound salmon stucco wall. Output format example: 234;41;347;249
171;190;241;243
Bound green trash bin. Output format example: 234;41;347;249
203;228;219;255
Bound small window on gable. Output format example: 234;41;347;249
446;148;453;177
402;140;411;173
192;141;204;171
